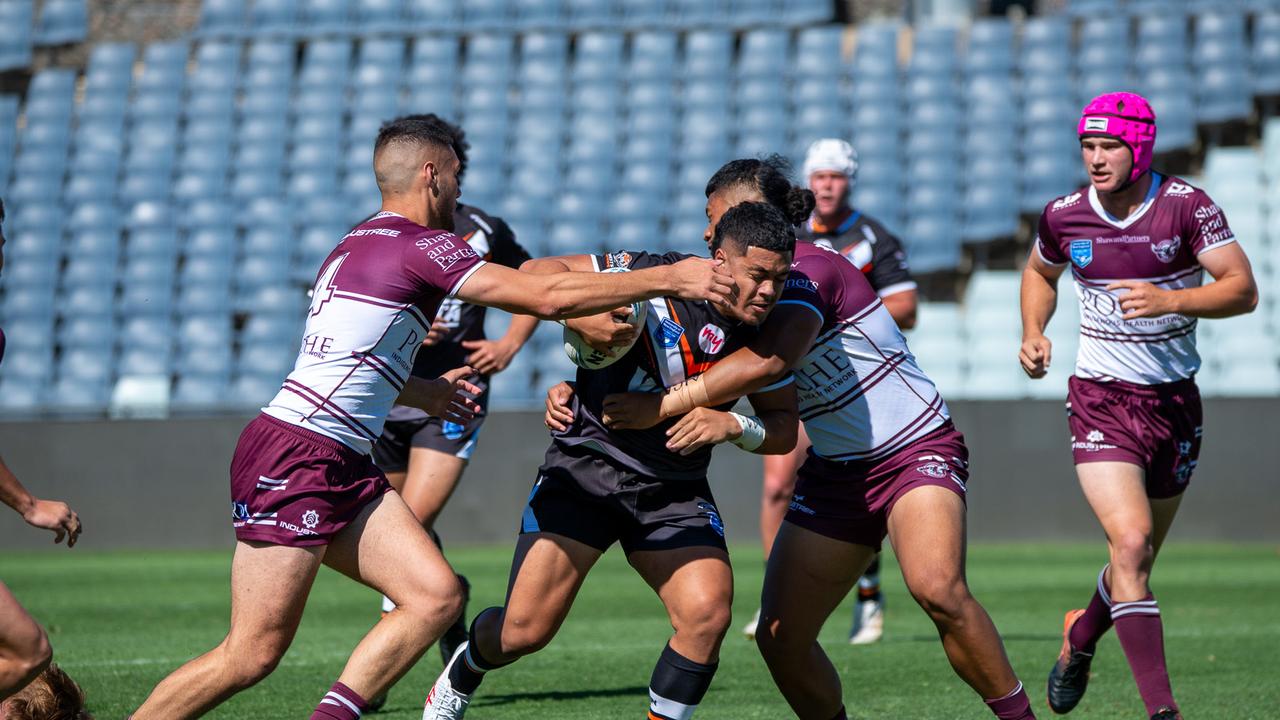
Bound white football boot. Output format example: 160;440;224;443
848;597;884;645
422;642;472;719
741;607;762;641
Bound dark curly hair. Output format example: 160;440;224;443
710;201;797;256
3;663;92;720
704;155;816;226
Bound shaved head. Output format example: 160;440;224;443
373;117;458;196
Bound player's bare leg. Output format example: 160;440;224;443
755;521;872;719
1070;462;1182;717
888;487;1021;693
423;532;601;718
0;583;51;699
744;424;808;640
630;546;733;718
131;541;323;719
321;491;464;700
392;446;469;531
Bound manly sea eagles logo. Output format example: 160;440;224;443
1070;239;1094;268
1151;236;1181;263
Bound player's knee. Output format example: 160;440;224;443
1110;530;1155;573
227;645;284;689
910;576;971;625
761;474;796;506
675;595;733;644
395;575;465;627
1;620;52;689
499;619;555;657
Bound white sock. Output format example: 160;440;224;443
381;595;396;613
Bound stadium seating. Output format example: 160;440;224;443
2;2;1280;417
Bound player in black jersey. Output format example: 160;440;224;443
365;115;538;704
421;200;805;720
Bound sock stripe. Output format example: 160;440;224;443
649;690;697;720
323;692;361;716
985;681;1024;704
1096;564;1112;606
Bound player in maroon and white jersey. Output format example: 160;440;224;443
129;119;733;720
370;116;540;683
1021;93;1258;720
750;139;919;644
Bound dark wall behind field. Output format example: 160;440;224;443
0;399;1276;550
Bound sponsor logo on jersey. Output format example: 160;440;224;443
1087;430;1104;443
1072;429;1118;453
345;227;402;238
231;501;250;522
1083;117;1109;132
697;324;726;354
1165;182;1194;196
442;421;467;440
1070;239;1094;268
301;509;320;529
1151;236;1181;263
1053;192;1083;211
658;317;685;348
1194;204;1221;221
606;251;632;268
784;277;818;292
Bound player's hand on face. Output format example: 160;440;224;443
565;310;638;352
24;498;82;548
665;407;741;456
544;381;576;432
669;257;737;306
461;338;518;375
1019;334;1053;379
422;317;451;347
428;366;484;424
1106;280;1176;320
602;392;663;430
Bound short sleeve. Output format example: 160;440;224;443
590;249;663;271
488;217;534;269
1035;211;1069;266
866;231;916;297
403;231;486;298
1186;192;1237;256
778;254;842;325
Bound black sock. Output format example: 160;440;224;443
829;707;848;720
648;643;718;719
447;608;512;695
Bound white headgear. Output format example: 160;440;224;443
802;138;859;182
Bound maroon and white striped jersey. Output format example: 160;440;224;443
777;243;949;462
1036;174;1237;385
262;211;486;453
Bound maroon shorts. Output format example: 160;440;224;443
784;423;969;551
1066;376;1203;499
230;414;393;547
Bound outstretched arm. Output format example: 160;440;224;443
452;256;732;321
0;456;82;547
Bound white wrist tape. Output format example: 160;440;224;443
728;412;766;451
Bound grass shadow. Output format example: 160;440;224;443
471;684;650;707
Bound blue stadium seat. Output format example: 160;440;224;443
671;0;724;25
171;374;232;412
0;3;34;71
567;0;616;27
683;31;731;79
64;228;122;264
618;0;666;29
3;346;55;382
248;0;297;34
183;202;236;235
1147;92;1197;151
794;25;844;75
737;29;789;77
0;285;57;319
405;0;457;27
1255;12;1280;95
200;0;245;35
303;0;350;31
1196;65;1252;123
35;0;87;46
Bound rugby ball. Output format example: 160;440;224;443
563;267;649;369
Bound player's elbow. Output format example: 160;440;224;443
1243;282;1260;314
764;418;799;454
759;354;791;385
895;308;918;330
531;294;575;321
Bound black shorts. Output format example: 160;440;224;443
371;400;487;472
520;443;728;554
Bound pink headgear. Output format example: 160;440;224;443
1077;92;1157;185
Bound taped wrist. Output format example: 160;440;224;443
728;412;766;451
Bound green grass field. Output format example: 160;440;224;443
3;542;1278;719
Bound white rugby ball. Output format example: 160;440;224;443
563;267;649;369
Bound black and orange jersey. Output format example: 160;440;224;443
552;250;760;480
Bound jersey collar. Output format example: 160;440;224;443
1087;172;1161;230
809;207;860;235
